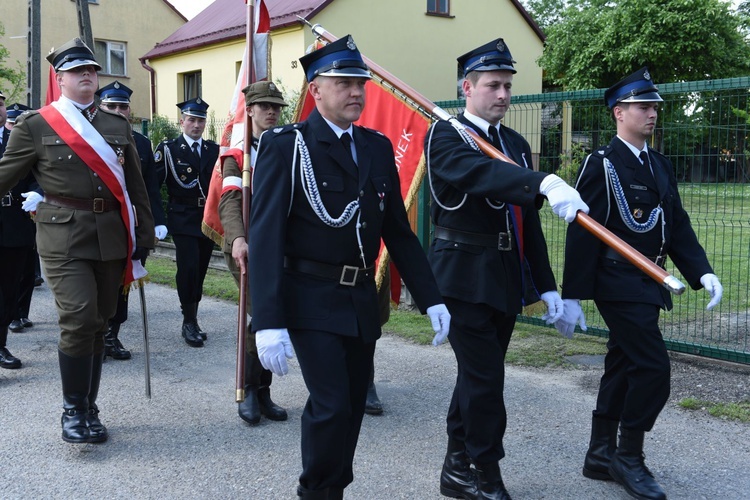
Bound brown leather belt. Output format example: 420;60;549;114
284;257;374;286
44;194;120;213
434;226;512;251
169;196;206;207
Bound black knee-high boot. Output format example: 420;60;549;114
87;350;108;443
582;416;619;480
59;350;93;443
440;437;478;499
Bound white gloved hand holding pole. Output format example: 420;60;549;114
699;273;723;311
256;328;294;376
539;174;590;223
427;304;451;346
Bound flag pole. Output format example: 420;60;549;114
236;0;256;404
298;20;685;296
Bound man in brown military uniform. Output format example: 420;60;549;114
0;38;154;444
218;81;288;425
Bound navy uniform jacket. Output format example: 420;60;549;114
134;131;166;227
249;108;443;343
1;126;39;248
562;137;712;310
154;135;219;237
426;114;555;315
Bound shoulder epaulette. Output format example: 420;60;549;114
357;126;385;137
270;123;302;135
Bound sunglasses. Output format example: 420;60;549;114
104;103;130;111
255;102;282;112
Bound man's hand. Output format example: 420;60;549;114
540;290;564;324
154;225;168;240
427;304;451;346
21;191;43;212
131;246;150;262
256;328;294;376
232;237;249;276
539;174;590;223
554;299;587;339
700;273;723;311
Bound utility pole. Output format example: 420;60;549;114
75;0;94;48
27;0;41;108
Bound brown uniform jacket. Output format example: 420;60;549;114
0;106;154;261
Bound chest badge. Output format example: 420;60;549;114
378;192;385;212
116;147;125;165
633;208;644;219
187;167;193;173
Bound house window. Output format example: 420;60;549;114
427;0;450;16
183;71;202;101
94;40;126;76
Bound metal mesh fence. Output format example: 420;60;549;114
435;77;750;364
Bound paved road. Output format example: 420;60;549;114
1;281;748;499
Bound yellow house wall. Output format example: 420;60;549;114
1;0;184;118
147;26;307;121
307;0;545;164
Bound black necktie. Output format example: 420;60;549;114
489;126;511;157
341;132;356;164
191;141;201;160
640;151;652;176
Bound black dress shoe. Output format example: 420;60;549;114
196;322;207;341
365;381;383;415
239;389;261;425
87;407;109;443
8;320;23;333
182;323;204;348
34;275;44;287
0;347;22;369
258;389;288;421
20;318;34;328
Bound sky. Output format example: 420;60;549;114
169;0;215;20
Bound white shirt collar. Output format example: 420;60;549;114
463;110;499;138
616;135;648;160
60;94;94;110
183;133;201;149
322;117;354;140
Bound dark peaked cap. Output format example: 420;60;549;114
46;37;102;72
604;67;663;109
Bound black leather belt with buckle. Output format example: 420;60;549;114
434;226;512;251
284;257;374;286
169;196;206;207
1;193;16;207
602;247;665;267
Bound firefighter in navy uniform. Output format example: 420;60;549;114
0;95;38;369
249;36;451;499
425;39;589;500
96;81;168;360
559;68;723;500
154;98;219;348
5;103;42;340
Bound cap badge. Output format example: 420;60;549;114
496;40;506;52
346;35;356;51
643;69;651;81
269;82;276;91
196;98;202;104
114;82;120;89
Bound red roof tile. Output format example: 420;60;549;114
142;0;330;60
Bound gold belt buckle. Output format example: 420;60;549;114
93;198;105;213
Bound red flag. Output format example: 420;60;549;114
294;72;431;305
202;0;270;245
45;65;61;105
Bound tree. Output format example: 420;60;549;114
0;22;26;102
538;0;750;90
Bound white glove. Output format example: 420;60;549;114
540;290;564;324
539;174;590;223
256;328;295;376
554;299;587;339
427;304;451;346
699;273;723;311
21;191;43;212
154;225;168;240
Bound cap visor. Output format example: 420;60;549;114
619;91;663;103
316;68;372;79
57;59;102;72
